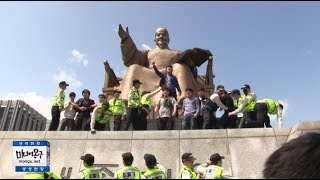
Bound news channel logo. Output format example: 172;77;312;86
12;140;50;172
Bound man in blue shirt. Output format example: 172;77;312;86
181;88;200;130
152;61;182;100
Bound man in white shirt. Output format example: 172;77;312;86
60;92;78;131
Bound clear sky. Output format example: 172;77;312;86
0;1;319;128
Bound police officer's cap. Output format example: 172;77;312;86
181;153;197;161
210;153;225;163
231;89;241;95
59;81;69;86
113;89;122;94
144;154;157;165
241;84;250;89
132;79;143;85
81;154;95;165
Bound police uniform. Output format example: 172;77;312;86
90;102;112;131
254;98;283;128
125;80;142;130
79;154;103;179
49;81;69;131
109;90;126;131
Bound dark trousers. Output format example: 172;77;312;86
59;118;75;131
138;108;148;130
49;106;60;131
94;122;106;131
202;110;215;129
157;117;174;130
219;112;237;129
242;111;262;128
196;115;204;129
125;108;139;130
74;116;91;131
255;102;272;128
113;115;122;131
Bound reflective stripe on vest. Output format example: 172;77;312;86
109;98;124;115
96;105;110;124
144;168;166;179
128;87;141;108
52;89;65;106
179;167;197;179
263;98;279;115
234;95;245;108
81;166;103;179
204;165;223;179
116;166;141;179
140;96;152;109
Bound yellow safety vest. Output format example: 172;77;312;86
203;165;223;179
234;95;245;108
144;167;166;179
243;96;256;113
140;96;152;109
116;166;141;179
52;89;65;106
24;172;61;179
109;98;124;115
127;87;141;108
96;105;111;124
80;166;103;179
179;166;197;179
263;98;280;115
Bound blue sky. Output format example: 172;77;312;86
0;2;319;128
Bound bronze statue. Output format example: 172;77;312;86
114;24;213;106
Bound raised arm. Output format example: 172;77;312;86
152;61;165;79
118;24;149;67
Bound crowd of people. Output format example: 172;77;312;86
48;62;284;132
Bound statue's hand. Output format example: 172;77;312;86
118;24;129;40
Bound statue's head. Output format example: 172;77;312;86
154;27;170;49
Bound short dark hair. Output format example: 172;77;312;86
198;88;205;92
82;89;91;95
263;133;320;179
98;94;106;98
185;88;194;93
122;152;134;166
144;154;157;169
69;92;76;97
166;65;173;69
216;85;225;90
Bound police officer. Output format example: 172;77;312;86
49;81;69;131
79;154;103;179
241;84;256;102
115;152;141;179
109;89;127;131
229;89;259;128
203;153;225;179
179;153;197;179
254;98;284;128
139;88;161;130
90;102;111;134
24;171;61;179
143;154;166;179
125;80;142;130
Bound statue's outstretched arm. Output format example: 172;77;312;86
118;24;148;67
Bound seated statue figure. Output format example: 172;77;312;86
117;24;212;106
